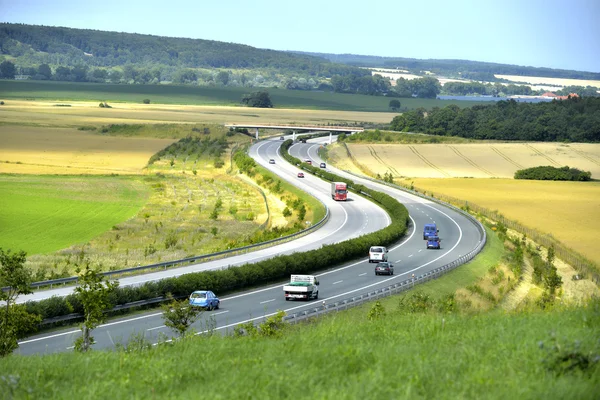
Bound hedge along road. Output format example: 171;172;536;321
16;137;482;354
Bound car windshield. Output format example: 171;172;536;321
371;248;383;253
191;292;206;299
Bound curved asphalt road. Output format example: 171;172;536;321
16;137;482;355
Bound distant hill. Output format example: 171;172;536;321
292;51;600;81
0;23;362;78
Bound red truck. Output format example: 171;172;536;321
331;182;348;201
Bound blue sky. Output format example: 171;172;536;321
1;0;599;72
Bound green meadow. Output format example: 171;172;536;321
0;175;148;255
0;80;488;111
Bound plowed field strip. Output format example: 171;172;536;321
572;148;600;167
408;146;451;177
490;146;524;169
448;146;495;177
524;144;561;166
368;146;401;176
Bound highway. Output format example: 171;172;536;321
16;136;483;355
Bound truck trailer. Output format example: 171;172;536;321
331;182;348;201
284;275;320;301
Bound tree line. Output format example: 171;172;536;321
296;51;600;81
0;23;366;87
389;96;600;142
441;81;600;97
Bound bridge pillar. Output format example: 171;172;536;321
329;132;333;144
292;131;296;141
255;128;259;140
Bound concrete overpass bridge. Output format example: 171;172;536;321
224;123;364;143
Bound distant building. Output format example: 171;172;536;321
541;91;579;100
556;93;579;100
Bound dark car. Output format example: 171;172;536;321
319;162;326;168
269;159;275;164
280;136;285;140
189;290;220;311
375;262;394;276
297;172;305;178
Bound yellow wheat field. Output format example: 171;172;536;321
409;178;600;266
495;74;600;90
0;126;176;174
0;100;396;127
344;143;600;179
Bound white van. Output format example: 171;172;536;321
369;246;388;263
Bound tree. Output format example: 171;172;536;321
0;249;37;357
161;296;201;338
216;71;230;85
73;266;119;352
37;63;52;80
241;91;273;108
389;99;401;111
0;61;16;79
109;69;122;83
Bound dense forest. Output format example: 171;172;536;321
296;52;600;81
389;97;600;142
0;23;371;88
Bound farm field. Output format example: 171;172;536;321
340;142;600;179
0;99;397;127
328;142;600;265
0;79;488;112
0;175;148;255
0;125;176;174
0;118;322;277
495;74;600;90
408;178;600;266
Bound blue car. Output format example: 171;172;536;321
426;236;441;249
189;290;220;311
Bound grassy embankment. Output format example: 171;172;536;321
2;227;598;399
0;121;325;279
327;139;600;267
0;79;488;112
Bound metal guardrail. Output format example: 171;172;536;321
12;206;330;291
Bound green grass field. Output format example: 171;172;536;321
0;175;148;255
0;80;489;111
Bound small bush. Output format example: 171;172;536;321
142;99;151;104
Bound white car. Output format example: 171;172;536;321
368;246;388;263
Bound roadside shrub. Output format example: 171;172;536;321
367;301;386;320
164;231;178;249
142;99;151;104
398;291;434;313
